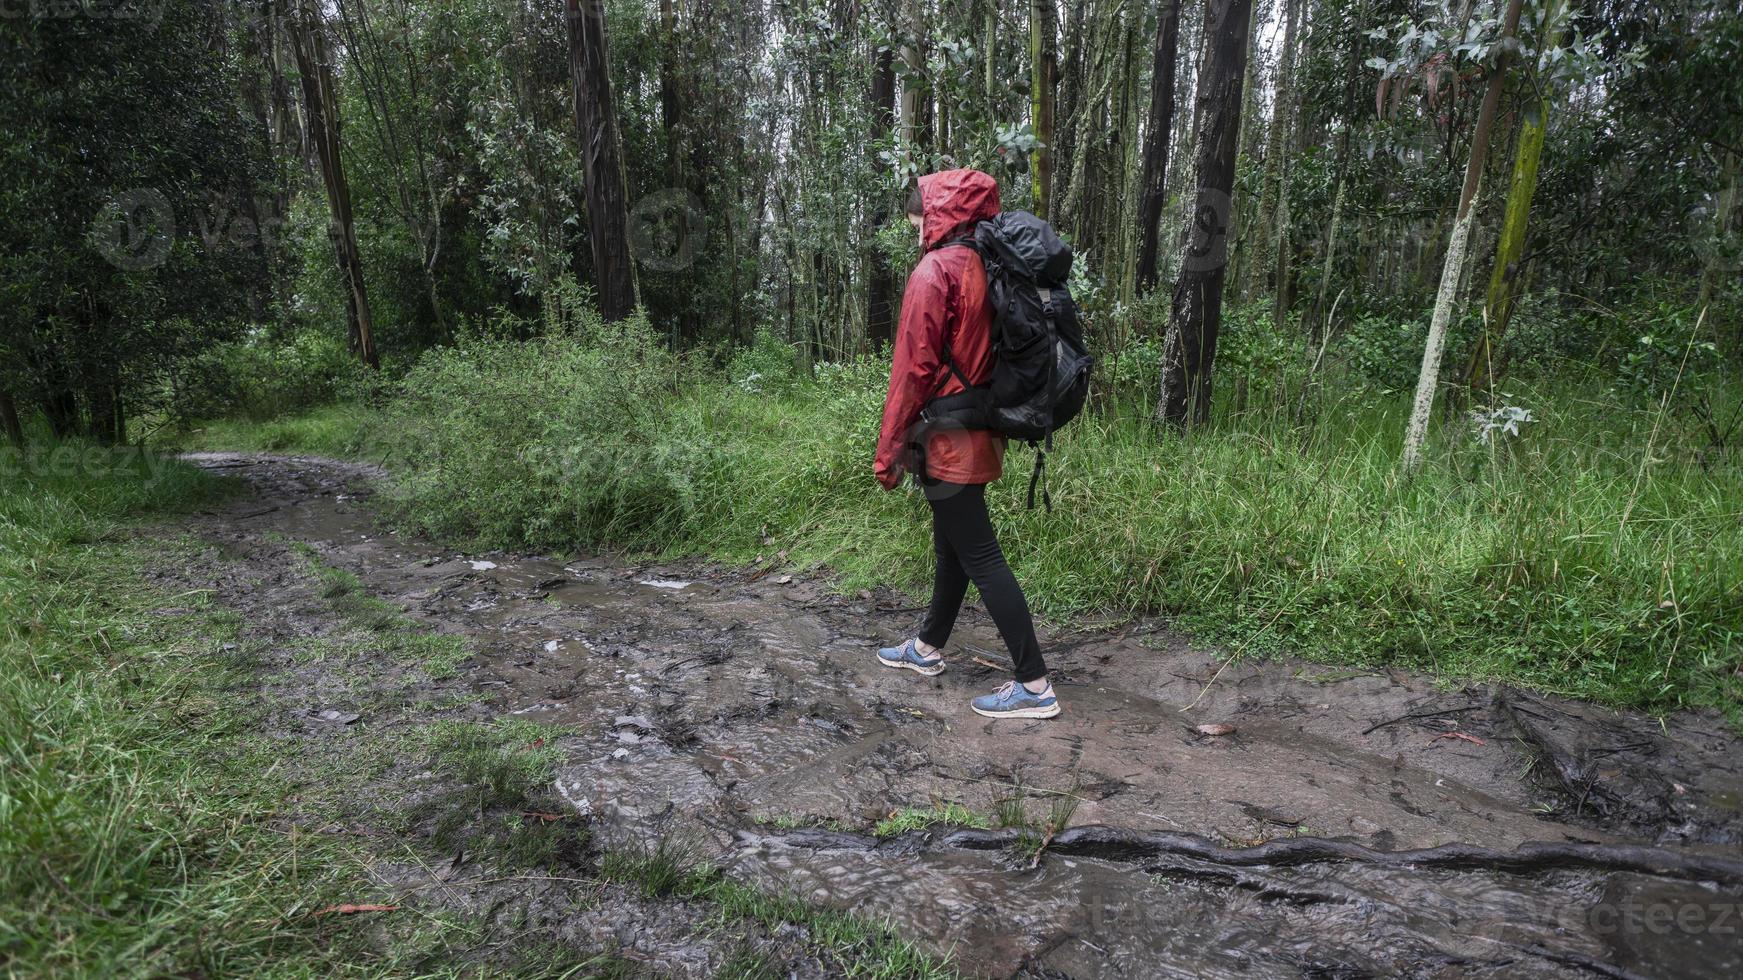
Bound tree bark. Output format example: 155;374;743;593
1465;1;1564;399
867;46;897;351
900;0;928;153
1136;0;1183;295
289;0;378;369
1252;0;1300;306
1030;0;1058;219
1158;0;1253;428
566;0;637;323
1401;0;1525;471
1699;150;1739;311
0;387;23;450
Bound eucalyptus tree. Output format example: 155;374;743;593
1393;0;1526;471
290;0;379;368
1159;0;1255;427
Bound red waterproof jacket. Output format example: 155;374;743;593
874;169;1005;489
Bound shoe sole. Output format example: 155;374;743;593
971;701;1061;719
879;655;945;677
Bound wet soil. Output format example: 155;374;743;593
163;453;1743;978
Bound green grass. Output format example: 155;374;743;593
295;543;472;679
0;447;397;976
162;402;386;458
600;844;958;979
874;803;993;838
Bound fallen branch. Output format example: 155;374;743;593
754;824;1743;884
1361;704;1479;736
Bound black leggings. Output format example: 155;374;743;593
916;482;1048;683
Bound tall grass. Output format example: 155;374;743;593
378;317;1742;718
0;450;374;975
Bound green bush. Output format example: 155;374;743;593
177;328;366;422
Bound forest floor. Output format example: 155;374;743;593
139;452;1743;978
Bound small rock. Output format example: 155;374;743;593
1195;723;1237;737
469;560;497;571
311;709;361;724
614;715;657;732
612;747;630;759
544;639;562;653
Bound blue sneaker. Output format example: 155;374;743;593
877;638;945;676
971;681;1060;719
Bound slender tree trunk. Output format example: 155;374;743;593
1158;0;1253;428
0;387;23;450
1030;0;1058;219
1401;0;1525;471
868;46;897;350
658;0;694;345
1252;0;1299;305
1136;0;1183;294
566;0;637;322
1312;158;1348;342
1699;150;1739;310
289;0;378;369
901;0;928;153
983;2;997;105
1465;1;1565;398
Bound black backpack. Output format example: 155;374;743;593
921;211;1093;510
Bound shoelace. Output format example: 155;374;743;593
994;680;1050;700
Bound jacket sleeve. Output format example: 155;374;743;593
874;257;951;489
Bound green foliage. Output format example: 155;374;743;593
873;803;992;837
177;329;368;422
0;456;380;976
0;0;269;440
727;329;803;394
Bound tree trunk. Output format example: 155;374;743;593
901;0;928;153
1252;0;1299;306
1699;150;1739;310
1401;0;1525;471
1030;0;1058;219
1465;0;1563;399
1136;0;1183;295
0;387;23;450
867;46;897;351
566;0;637;323
289;0;378;369
983;2;997;105
1158;0;1253;428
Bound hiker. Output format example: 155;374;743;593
871;169;1059;720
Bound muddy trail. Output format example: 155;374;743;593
163;453;1743;978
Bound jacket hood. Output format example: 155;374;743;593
919;169;1001;250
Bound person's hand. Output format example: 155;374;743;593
875;461;905;490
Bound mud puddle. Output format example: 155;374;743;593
173;453;1743;978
